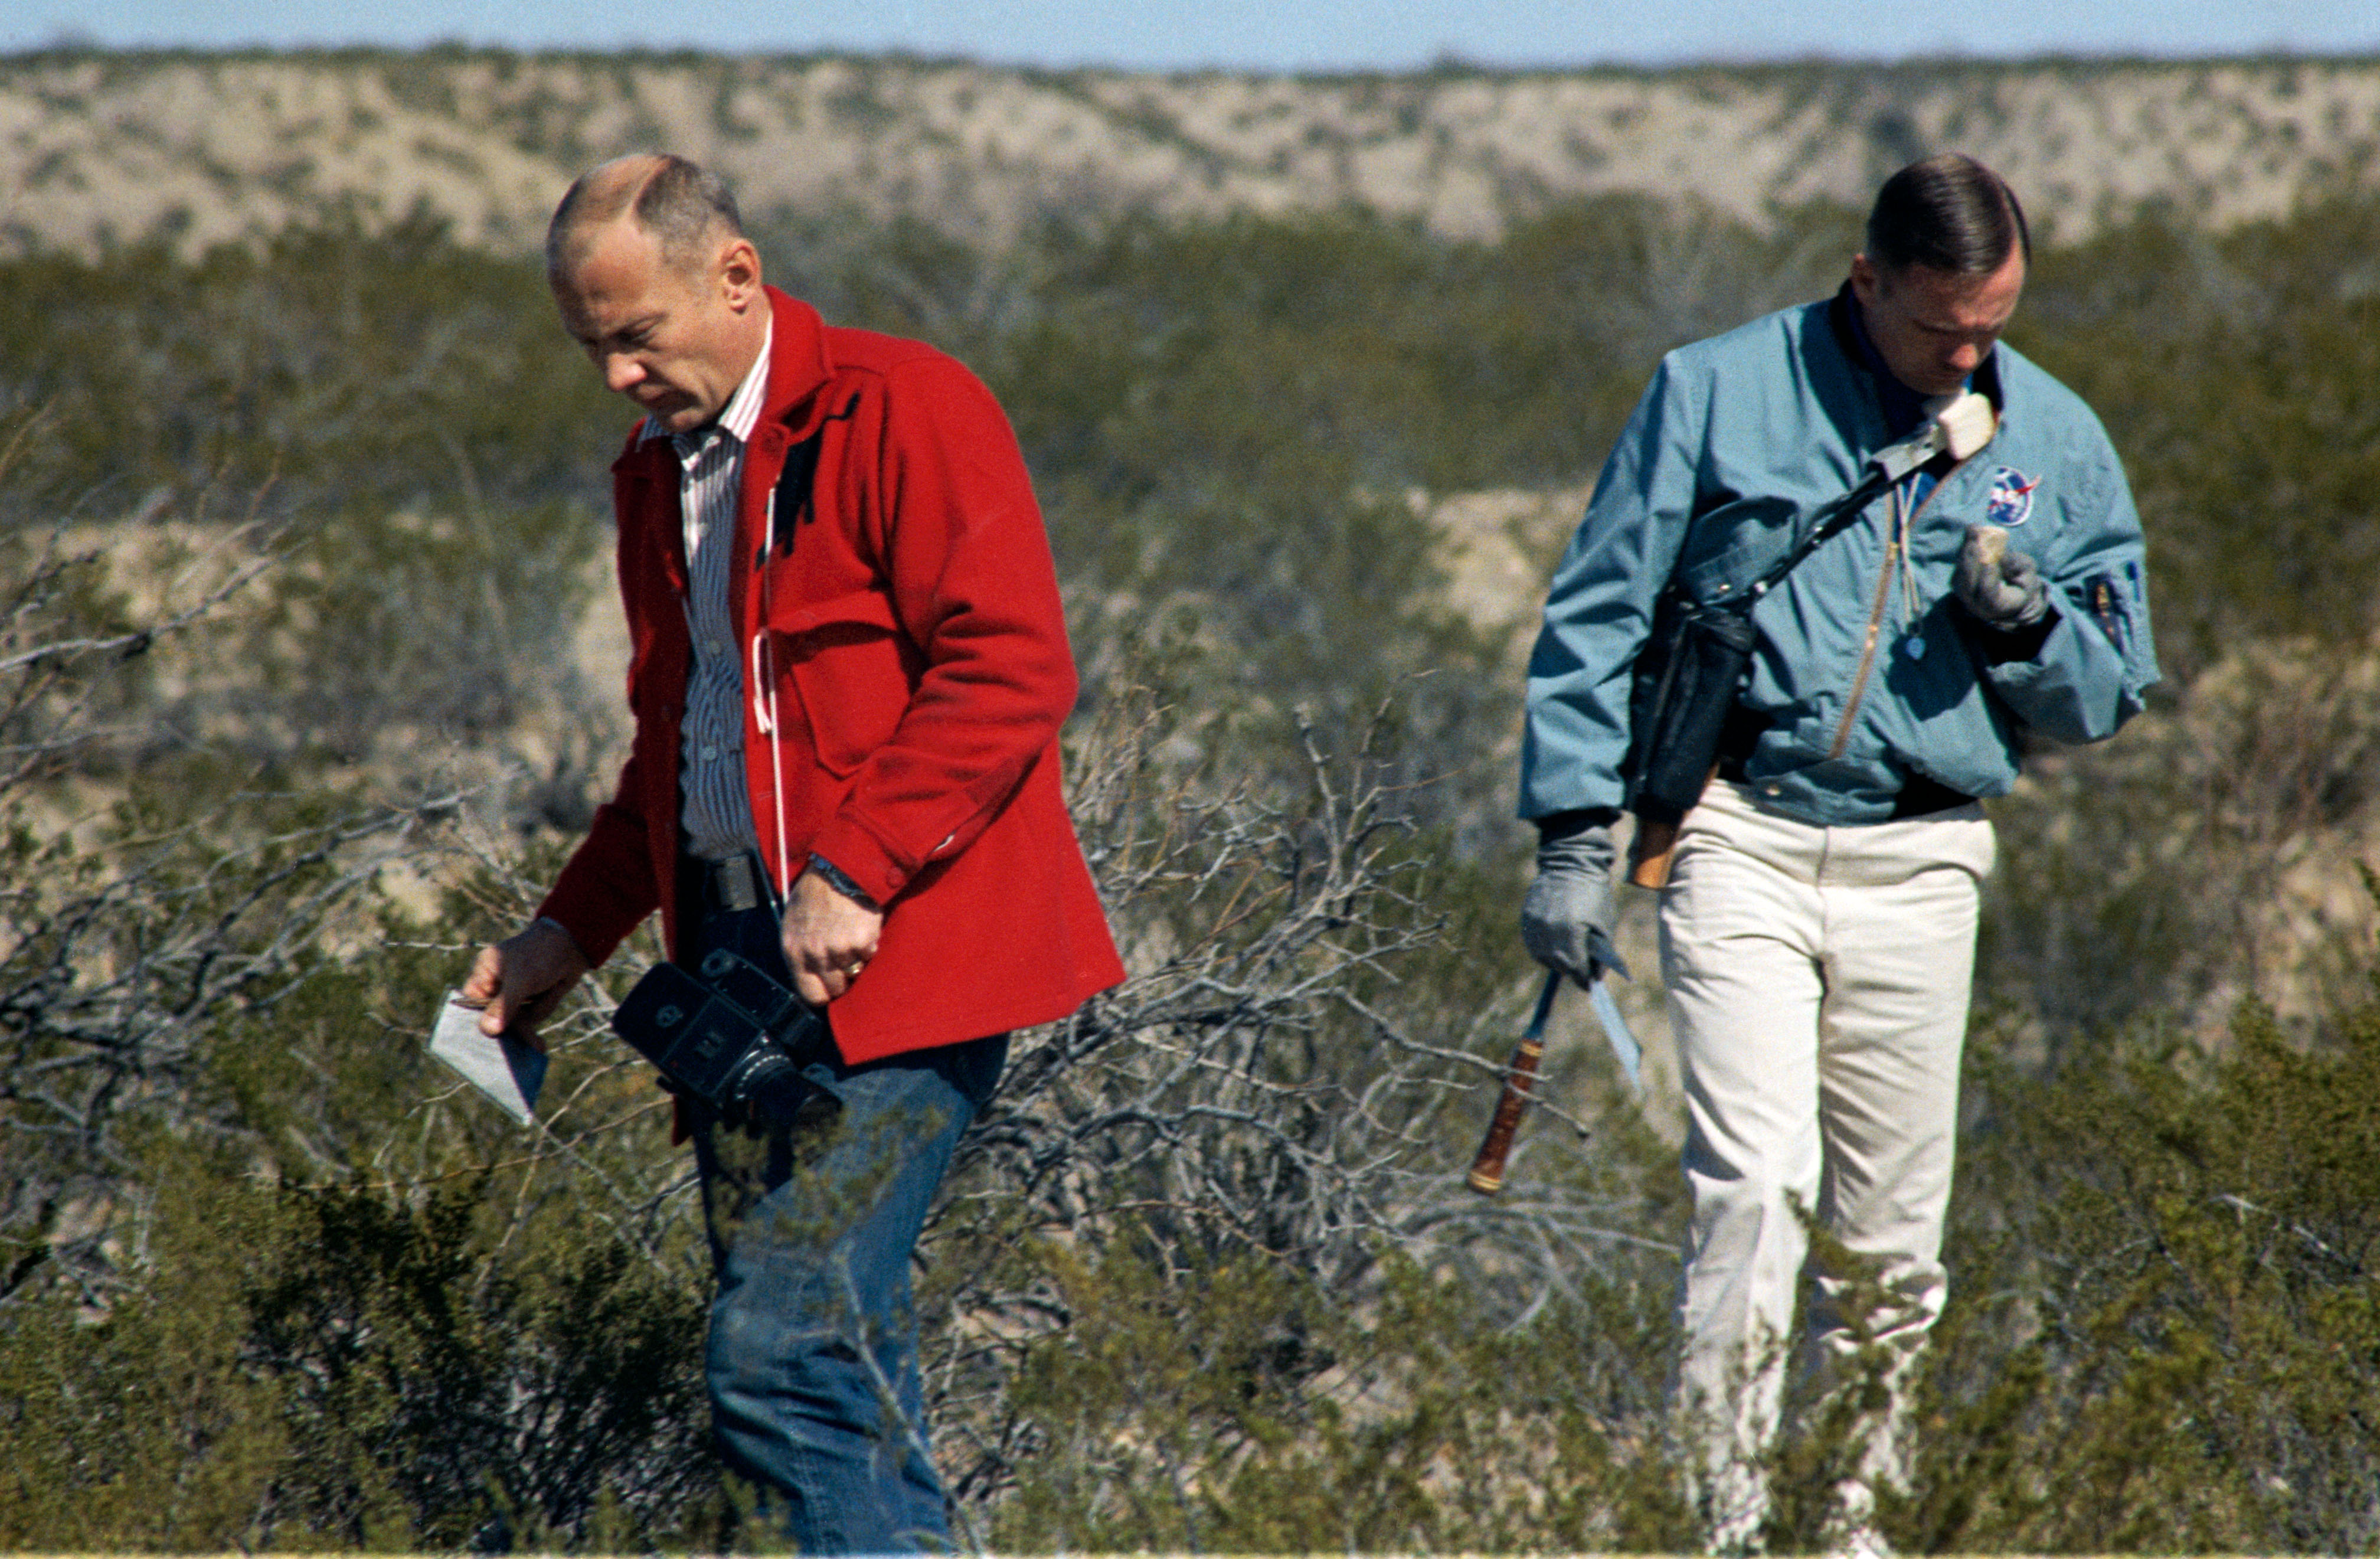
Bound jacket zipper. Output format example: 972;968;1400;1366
1825;469;1959;761
1828;531;1902;760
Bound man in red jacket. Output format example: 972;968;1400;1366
462;153;1123;1553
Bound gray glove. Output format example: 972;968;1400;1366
1954;523;2049;629
1521;822;1616;985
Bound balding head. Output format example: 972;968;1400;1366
547;153;746;283
547;155;769;434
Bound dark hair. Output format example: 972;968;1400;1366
1865;153;2031;275
546;154;744;278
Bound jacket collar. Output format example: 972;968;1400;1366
758;285;835;433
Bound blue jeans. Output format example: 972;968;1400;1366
685;903;1005;1554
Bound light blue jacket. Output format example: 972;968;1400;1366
1521;293;2158;827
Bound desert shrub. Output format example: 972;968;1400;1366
0;1152;297;1551
0;223;621;806
1909;891;2380;1553
0;1152;724;1552
1982;674;2380;1054
977;1243;1691;1554
239;1179;717;1552
10;192;2379;842
0;429;435;1312
0;661;1686;1553
0;410;718;1548
0;217;618;514
916;686;1684;1549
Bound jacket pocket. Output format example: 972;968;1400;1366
764;590;917;777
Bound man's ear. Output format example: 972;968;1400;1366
1849;252;1882;307
717;236;764;311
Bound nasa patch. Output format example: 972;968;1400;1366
1985;466;2041;528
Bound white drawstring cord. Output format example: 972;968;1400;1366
753;488;795;903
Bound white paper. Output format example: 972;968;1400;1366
427;991;547;1126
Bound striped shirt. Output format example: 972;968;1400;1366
641;320;772;865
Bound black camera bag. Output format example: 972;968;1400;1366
1621;590;1760;824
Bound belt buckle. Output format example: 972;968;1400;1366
710;855;763;914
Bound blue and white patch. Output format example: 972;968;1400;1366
1985;466;2040;528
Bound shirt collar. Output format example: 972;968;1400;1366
638;315;774;449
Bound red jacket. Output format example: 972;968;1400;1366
539;287;1124;1062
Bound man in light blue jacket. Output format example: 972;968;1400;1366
1519;155;2156;1551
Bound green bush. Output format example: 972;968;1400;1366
0;1155;725;1551
1910;887;2380;1551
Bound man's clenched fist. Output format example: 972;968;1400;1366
1954;523;2049;630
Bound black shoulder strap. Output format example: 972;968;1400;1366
756;427;825;570
754;387;866;568
1668;470;1901;621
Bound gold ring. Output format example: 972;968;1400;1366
845;962;865;978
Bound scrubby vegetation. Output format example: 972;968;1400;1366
2;187;2377;1551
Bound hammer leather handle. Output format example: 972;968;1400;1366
1466;1033;1545;1194
1629;819;1681;888
1468;972;1564;1194
1628;763;1718;888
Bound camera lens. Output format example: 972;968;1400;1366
722;1035;805;1117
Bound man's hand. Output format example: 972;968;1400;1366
1521;818;1617;988
462;919;591;1050
1954;523;2049;629
782;866;885;1006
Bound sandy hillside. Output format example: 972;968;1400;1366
2;51;2377;256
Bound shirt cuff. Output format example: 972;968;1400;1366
805;852;883;912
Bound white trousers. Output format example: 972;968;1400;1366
1658;780;1995;1547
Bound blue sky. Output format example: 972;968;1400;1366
8;1;2377;68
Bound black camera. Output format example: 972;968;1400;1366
609;946;826;1122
